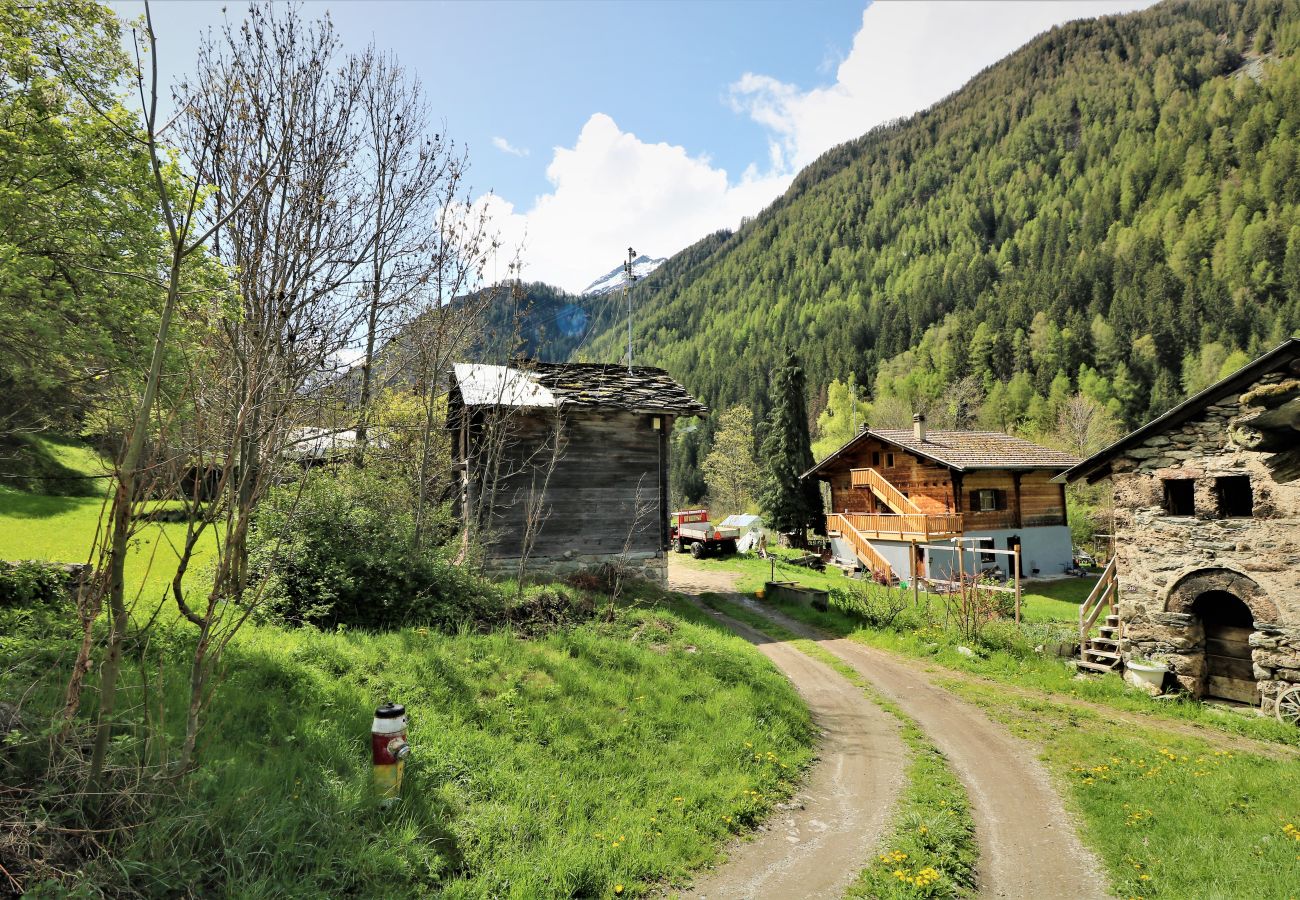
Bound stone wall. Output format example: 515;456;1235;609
485;550;667;587
1107;369;1300;699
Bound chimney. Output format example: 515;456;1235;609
913;413;926;442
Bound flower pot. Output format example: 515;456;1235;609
1126;661;1168;693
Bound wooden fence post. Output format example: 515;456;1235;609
1013;545;1022;626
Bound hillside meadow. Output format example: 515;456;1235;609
0;467;815;897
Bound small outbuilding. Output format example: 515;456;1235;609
1063;338;1300;703
448;360;707;584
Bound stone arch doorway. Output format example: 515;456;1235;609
1166;569;1277;703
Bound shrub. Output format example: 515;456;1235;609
828;581;912;629
248;470;501;631
0;561;73;608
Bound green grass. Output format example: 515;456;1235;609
0;432;110;496
697;593;978;899
0;480;816;897
683;553;1300;749
674;550;1097;625
3;593;815;897
946;683;1300;899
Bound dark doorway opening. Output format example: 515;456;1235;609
1191;590;1256;703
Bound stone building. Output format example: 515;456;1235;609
1063;338;1300;703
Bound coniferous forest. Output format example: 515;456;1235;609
575;0;1300;455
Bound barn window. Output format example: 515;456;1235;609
974;488;1000;512
1162;478;1195;516
886;452;895;468
872;451;881;467
1215;475;1253;517
978;538;995;562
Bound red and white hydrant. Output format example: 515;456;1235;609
371;701;410;799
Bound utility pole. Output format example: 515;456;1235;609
624;246;637;373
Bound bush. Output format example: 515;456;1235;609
0;561;73;608
248;470;502;631
828;581;912;629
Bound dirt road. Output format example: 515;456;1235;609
674;580;907;899
670;560;1109;899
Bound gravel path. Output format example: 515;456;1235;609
671;575;907;899
669;559;1110;899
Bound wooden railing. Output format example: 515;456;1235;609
829;513;893;580
1079;557;1118;649
840;512;963;539
849;467;921;513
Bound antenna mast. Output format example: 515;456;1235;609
624;246;637;373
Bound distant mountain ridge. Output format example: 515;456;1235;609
580;254;666;296
571;0;1300;436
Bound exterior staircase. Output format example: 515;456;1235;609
827;513;897;583
1076;557;1121;674
1078;614;1123;673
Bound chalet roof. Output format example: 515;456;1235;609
451;361;708;417
805;427;1080;478
1062;337;1300;484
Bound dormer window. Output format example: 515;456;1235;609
1162;478;1195;516
1215;475;1253;517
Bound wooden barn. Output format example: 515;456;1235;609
448;361;707;583
1063;338;1300;704
805;415;1080;583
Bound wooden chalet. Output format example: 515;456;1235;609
1063;338;1300;704
448;361;707;584
805;415;1080;583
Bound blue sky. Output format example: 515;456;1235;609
115;1;1155;291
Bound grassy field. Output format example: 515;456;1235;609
946;681;1300;899
703;588;1300;899
676;549;1096;625
0;445;817;897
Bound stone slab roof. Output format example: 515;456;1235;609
806;427;1079;477
1062;337;1300;484
452;361;708;417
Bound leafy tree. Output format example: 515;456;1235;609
811;374;864;460
0;1;170;440
702;405;759;514
757;353;823;543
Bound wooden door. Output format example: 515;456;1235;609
1204;624;1256;704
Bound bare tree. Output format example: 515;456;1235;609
61;0;279;783
352;48;459;467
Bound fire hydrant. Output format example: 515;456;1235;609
371;701;410;800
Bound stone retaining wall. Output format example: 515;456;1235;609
485;550;667;587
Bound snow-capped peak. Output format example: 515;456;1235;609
580;254;665;296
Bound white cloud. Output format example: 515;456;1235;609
731;0;1158;172
492;136;529;157
480;1;1160;293
480;113;788;291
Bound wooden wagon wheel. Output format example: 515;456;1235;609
1275;685;1300;727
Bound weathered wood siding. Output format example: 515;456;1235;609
475;409;668;560
956;470;1067;531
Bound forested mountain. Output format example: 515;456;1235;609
579;0;1300;440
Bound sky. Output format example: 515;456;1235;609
114;0;1156;293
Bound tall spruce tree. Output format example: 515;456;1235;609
758;351;824;544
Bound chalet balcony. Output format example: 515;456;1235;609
827;512;963;542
